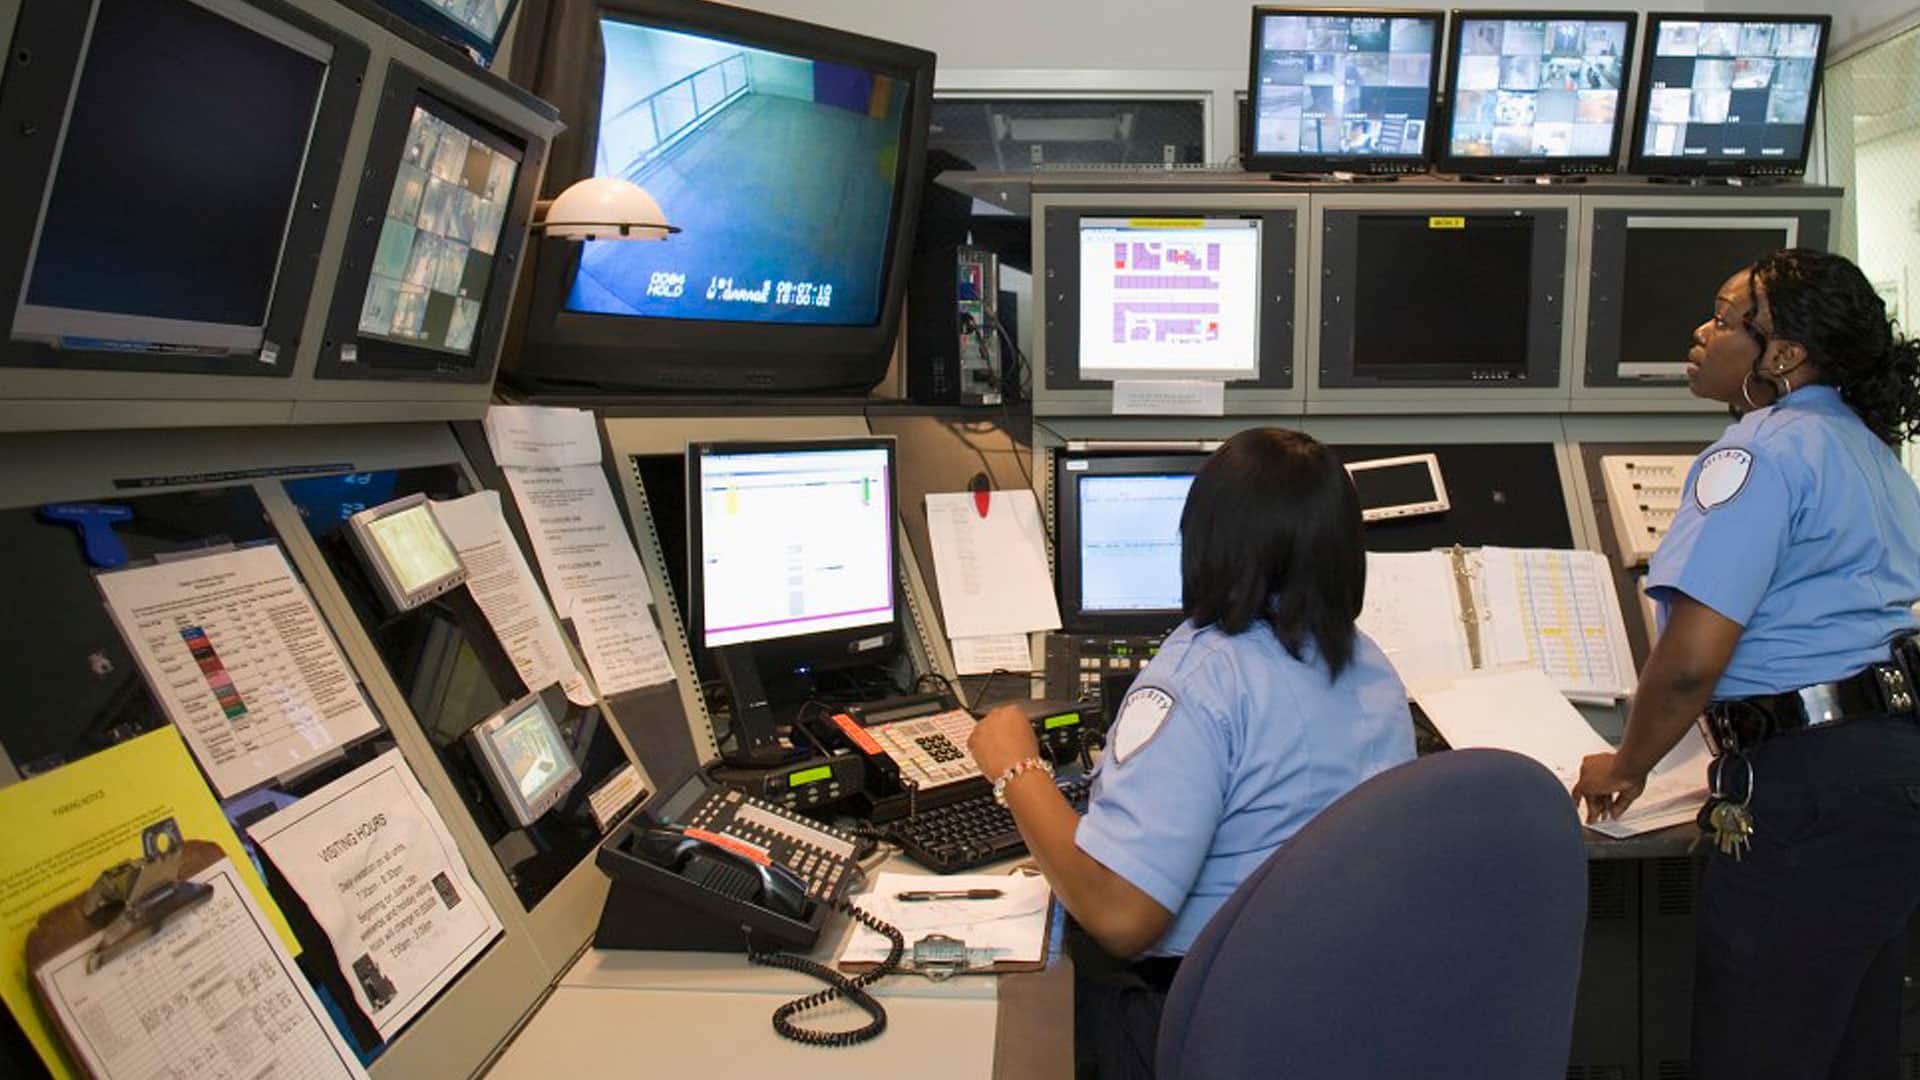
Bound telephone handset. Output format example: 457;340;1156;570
629;825;811;921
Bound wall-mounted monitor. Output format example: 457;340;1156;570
1346;452;1450;521
1243;7;1443;176
1628;14;1830;178
363;0;523;65
1041;205;1297;391
345;493;469;613
0;0;366;377
512;0;935;393
1053;450;1207;636
1439;11;1637;176
316;64;546;383
1318;207;1568;388
467;688;581;828
1583;206;1825;386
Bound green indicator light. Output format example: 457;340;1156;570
1044;713;1081;730
789;766;833;787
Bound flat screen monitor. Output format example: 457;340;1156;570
1039;205;1298;392
1440;11;1637;176
1628;15;1830;177
1318;208;1568;387
467;689;581;827
687;439;898;663
1347;453;1450;521
514;0;935;393
1054;452;1207;635
1077;217;1263;381
317;65;545;382
346;493;469;612
1244;8;1443;175
1583;210;1815;385
365;0;524;64
0;0;366;376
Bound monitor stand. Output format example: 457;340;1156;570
1455;174;1589;185
713;645;806;768
1645;175;1790;188
1267;171;1404;183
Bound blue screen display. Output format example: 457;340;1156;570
564;19;910;326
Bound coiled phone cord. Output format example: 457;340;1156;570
747;900;905;1047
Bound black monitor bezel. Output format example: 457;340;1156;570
1054;450;1208;636
1437;9;1639;177
1626;12;1831;179
510;0;935;394
0;0;366;379
364;0;525;64
1241;6;1446;177
684;436;902;674
315;63;545;384
1317;206;1568;387
1041;205;1298;391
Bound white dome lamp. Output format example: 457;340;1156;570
533;176;679;241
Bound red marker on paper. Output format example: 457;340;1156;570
970;472;992;518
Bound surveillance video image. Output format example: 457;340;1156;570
1640;20;1823;162
1251;14;1437;159
1448;17;1629;159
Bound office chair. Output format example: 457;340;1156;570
1156;749;1587;1080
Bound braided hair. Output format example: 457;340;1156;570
1752;248;1920;447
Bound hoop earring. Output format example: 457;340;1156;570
1740;371;1769;411
1771;372;1793;400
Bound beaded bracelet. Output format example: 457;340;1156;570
991;756;1054;807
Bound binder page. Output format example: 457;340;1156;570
1586;726;1712;838
1358;552;1473;686
1477;547;1637;701
1410;667;1612;788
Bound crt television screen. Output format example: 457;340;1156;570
1250;12;1438;160
1639;20;1823;163
565;18;913;326
1447;16;1630;159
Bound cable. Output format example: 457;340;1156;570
748;899;905;1047
968;668;1012;713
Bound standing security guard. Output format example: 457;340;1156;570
1574;250;1920;1079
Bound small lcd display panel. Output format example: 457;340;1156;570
357;102;523;357
1352;214;1533;379
1077;217;1262;381
1632;16;1829;176
469;690;581;827
1442;12;1635;173
346;494;468;612
1246;8;1443;172
1347;453;1449;522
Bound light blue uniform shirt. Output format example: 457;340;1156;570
1646;383;1920;699
1074;618;1413;957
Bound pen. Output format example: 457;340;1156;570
895;888;1003;902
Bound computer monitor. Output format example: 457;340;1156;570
1439;11;1637;176
686;438;900;764
1040;205;1298;391
315;65;546;382
513;0;935;393
0;0;366;377
1054;452;1207;636
1243;7;1443;176
1582;208;1822;385
467;687;582;827
1628;15;1830;178
1317;207;1568;387
345;493;469;612
363;0;524;64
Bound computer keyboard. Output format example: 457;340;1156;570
890;775;1092;872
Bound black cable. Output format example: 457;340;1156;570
968;668;1012;713
748;900;905;1047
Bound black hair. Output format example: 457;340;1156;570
1752;248;1920;447
1180;428;1367;679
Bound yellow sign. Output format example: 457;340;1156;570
1428;216;1467;230
1126;218;1206;229
0;727;297;1079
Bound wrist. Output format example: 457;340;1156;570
991;756;1053;806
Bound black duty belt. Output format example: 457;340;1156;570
1700;635;1920;756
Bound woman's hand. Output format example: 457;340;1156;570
1572;751;1648;822
968;704;1042;781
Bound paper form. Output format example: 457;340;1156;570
951;633;1035;676
925;490;1062;640
570;587;675;695
430;491;594;706
0;728;296;1080
503;463;652;617
1112;380;1226;416
841;871;1052;965
1586;727;1712;839
1358;552;1474;686
96;544;381;797
35;860;366;1080
1409;667;1614;789
250;750;502;1040
1477;547;1637;701
483;405;601;468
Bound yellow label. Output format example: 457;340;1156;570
1127;218;1206;229
1428;216;1467;230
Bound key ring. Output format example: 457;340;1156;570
1709;754;1755;809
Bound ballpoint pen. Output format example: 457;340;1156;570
894;888;1004;902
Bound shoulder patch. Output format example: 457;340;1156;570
1109;687;1174;764
1694;448;1753;511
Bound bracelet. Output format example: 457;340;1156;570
992;756;1054;807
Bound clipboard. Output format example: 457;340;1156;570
837;872;1057;977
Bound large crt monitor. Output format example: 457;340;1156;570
1244;7;1443;176
1439;11;1636;176
1055;451;1206;636
1628;15;1830;178
0;0;365;377
515;0;935;392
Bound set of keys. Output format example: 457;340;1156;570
1696;755;1756;860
